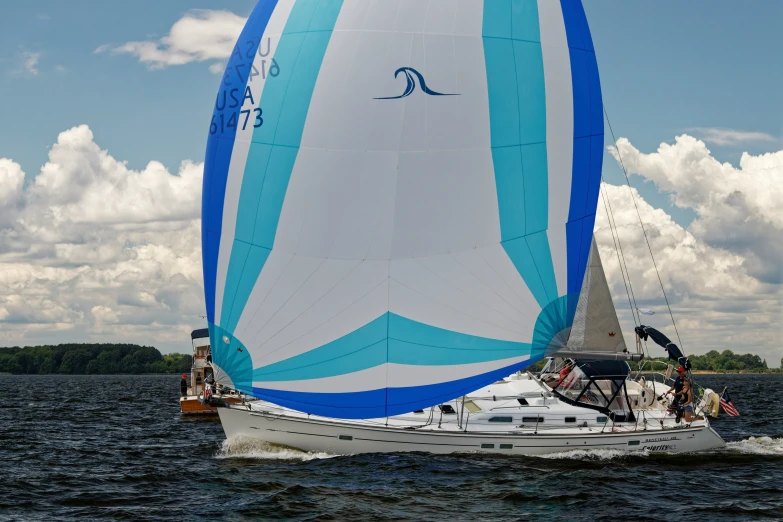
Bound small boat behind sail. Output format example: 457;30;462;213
179;328;244;415
198;0;724;454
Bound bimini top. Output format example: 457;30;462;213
574;359;631;378
191;328;210;340
201;0;604;419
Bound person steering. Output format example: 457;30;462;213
662;366;686;410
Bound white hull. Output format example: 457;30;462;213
218;404;724;456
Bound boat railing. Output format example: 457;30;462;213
631;370;714;418
632;371;673;387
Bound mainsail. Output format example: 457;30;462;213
201;0;604;418
559;237;630;359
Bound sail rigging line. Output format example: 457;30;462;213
600;181;651;359
603;106;685;351
600;183;639;327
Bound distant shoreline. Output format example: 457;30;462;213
0;372;185;376
691;370;783;375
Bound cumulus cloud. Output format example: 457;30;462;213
0;158;24;204
96;10;246;71
601;136;782;365
0;126;779;364
611;135;783;284
686;127;777;147
0;125;204;351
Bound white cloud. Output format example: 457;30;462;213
611;135;783;284
27;125;202;226
0;126;779;365
91;305;118;324
0;158;24;205
0;125;204;352
0;158;25;226
601;136;782;366
9;50;41;76
22;51;41;75
97;10;246;71
687;127;777;146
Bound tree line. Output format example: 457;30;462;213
637;349;772;372
524;349;775;373
0;344;191;375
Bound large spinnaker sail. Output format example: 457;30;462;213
201;0;604;418
561;237;628;357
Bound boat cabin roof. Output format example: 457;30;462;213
191;328;209;340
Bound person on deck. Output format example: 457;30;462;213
203;375;212;399
556;360;575;387
663;366;686;410
679;380;703;422
180;374;188;397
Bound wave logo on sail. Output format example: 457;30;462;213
374;67;459;99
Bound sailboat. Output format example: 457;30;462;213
199;0;724;455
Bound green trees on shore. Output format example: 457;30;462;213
687;350;768;372
524;349;773;373
631;349;772;372
0;344;191;375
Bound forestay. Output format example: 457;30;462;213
201;0;604;418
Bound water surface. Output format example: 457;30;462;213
2;373;781;521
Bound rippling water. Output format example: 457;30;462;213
2;374;782;521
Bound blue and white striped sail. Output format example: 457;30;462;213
201;0;604;419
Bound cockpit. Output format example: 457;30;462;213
541;359;636;422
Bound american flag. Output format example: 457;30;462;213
720;389;740;417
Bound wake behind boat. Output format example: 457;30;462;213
196;0;726;455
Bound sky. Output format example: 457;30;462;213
0;1;780;365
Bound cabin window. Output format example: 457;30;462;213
480;443;495;449
597;416;608;423
499;444;513;450
338;435;353;441
564;417;577;423
438;404;456;414
488;416;513;423
413;410;424;414
517;398;529;406
628;440;640;446
522;416;544;423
